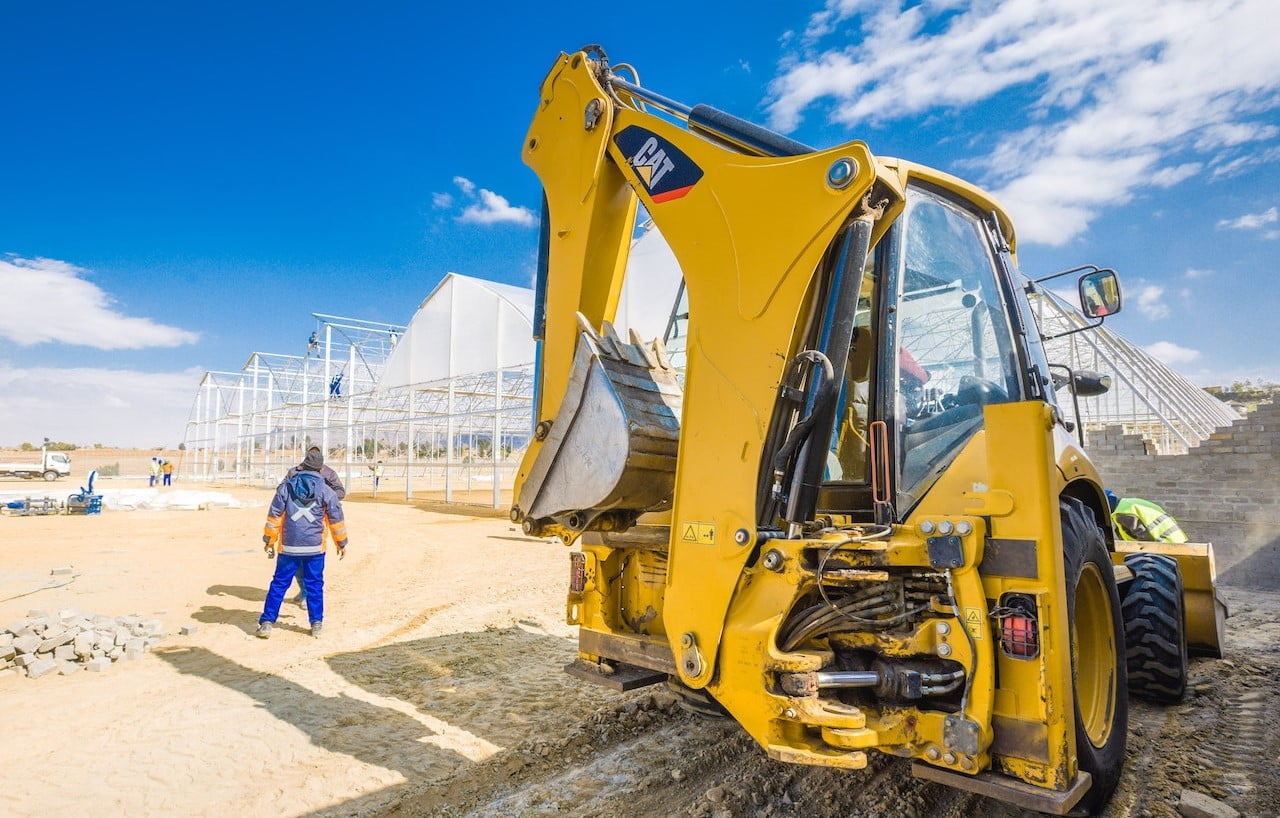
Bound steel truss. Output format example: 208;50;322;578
182;313;534;508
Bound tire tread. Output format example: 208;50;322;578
1120;553;1188;704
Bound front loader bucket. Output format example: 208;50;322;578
518;314;683;537
1114;541;1228;657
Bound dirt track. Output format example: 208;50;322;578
320;588;1279;818
1;490;1275;818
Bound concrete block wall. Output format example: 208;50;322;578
1084;402;1280;588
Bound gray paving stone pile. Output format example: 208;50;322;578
0;608;166;680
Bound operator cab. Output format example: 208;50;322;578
657;168;1121;528
813;176;1119;522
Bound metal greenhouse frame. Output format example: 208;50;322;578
1031;290;1239;454
181;312;534;508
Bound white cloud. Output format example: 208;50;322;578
1184;268;1213;279
1150;163;1201;188
1210;145;1280;180
457;189;537;227
0;256;199;349
768;0;1280;246
1218;206;1278;230
1134;284;1169;320
0;362;201;447
1145;340;1200;366
438;177;538;228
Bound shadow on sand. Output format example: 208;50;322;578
189;604;311;636
157;627;615;817
206;583;268;602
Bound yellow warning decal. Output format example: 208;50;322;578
680;522;716;545
964;607;984;639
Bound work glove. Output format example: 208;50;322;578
263;535;275;559
337;543;347;560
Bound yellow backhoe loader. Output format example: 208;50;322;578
512;47;1226;815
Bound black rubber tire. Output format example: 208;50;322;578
1061;497;1129;817
1121;553;1188;703
43;470;58;481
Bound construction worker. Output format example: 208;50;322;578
258;469;348;639
283;447;346;606
149;457;160;487
286;446;346;499
370;460;384;494
161;459;174;486
1106;490;1188;543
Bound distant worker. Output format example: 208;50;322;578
1105;489;1187;543
283;447;347;606
258;469;348;639
370;460;384;495
329;373;343;398
161;459;174;486
389;331;398;348
308;331;320;353
149;457;161;487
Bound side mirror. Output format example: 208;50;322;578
1079;269;1121;319
1072;370;1112;397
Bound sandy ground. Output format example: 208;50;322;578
1;488;1276;818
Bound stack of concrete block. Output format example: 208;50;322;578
1087;401;1280;546
0;608;166;681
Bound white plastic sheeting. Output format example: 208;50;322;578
615;223;685;343
100;489;263;511
378;273;536;390
0;489;260;511
377;231;681;396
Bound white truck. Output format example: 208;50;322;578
0;451;71;480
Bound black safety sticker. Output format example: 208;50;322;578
614;125;704;202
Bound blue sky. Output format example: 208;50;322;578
2;0;1277;446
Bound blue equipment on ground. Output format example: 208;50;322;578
66;469;103;515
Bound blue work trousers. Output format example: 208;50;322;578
261;553;325;625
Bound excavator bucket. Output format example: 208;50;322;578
1113;541;1227;657
518;314;683;537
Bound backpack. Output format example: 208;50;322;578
286;471;323;523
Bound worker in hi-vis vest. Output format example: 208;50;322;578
1105;489;1188;543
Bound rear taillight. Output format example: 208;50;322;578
569;552;586;594
998;593;1039;659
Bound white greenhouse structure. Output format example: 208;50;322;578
181;227;1235;508
181;273;538;507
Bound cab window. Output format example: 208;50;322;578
893;184;1022;505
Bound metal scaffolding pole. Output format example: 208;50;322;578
323;324;332;453
235;378;245;481
251;356;261;479
345;344;355;491
492;368;502;509
445;380;455;503
406;387;416;501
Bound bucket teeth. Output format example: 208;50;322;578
600;320;627;361
576;311;599;341
630;329;660;369
579;313;673;372
652;336;673;371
